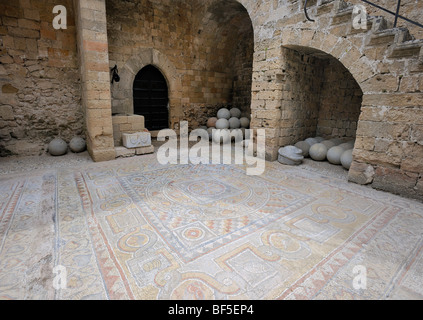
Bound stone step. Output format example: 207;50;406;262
389;39;423;58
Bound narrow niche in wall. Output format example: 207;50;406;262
279;46;363;170
133;65;169;131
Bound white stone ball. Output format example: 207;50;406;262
215;118;229;129
217;108;231;120
212;129;231;144
229;117;241;129
240;117;250;128
230;108;242;118
207;117;217;128
341;149;353;170
321;140;336;149
327;146;345;165
295;141;311;157
309;143;328;161
305;137;319;146
69;137;86;153
49;138;68;156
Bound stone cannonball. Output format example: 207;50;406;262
229;117;241;129
305;137;319;147
327;146;345;165
321;140;336;150
231;129;244;142
230;108;242;118
48;138;68;156
338;143;352;150
215;118;230;129
329;138;344;146
314;137;325;143
217;108;231;120
341;149;353;170
212;129;231;144
207;117;218;128
309;143;328;161
240;117;250;128
69;137;86;153
295;141;311;157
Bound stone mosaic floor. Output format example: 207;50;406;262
0;150;422;300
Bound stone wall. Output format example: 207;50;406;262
0;0;83;156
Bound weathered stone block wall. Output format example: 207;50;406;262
317;57;363;138
0;0;83;156
278;47;323;146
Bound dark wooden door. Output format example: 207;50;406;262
133;65;169;131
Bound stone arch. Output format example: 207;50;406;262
280;28;377;92
111;48;181;130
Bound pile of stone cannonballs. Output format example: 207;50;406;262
199;107;251;144
293;136;354;170
48;136;86;156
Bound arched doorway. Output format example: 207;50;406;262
133;65;169;131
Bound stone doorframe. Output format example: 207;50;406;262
110;48;182;132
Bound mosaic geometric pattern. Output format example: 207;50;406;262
1;154;423;300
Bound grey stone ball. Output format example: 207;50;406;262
341;149;353;170
217;108;231;120
230;108;242;118
338;143;352;150
212;129;231;144
327;146;345;165
309;143;328;161
295;141;311;157
240;117;250;128
229;117;241;129
69;137;86;153
305;137;319;147
321;140;336;150
329;138;344;146
215;118;230;129
231;129;244;142
207;117;217;128
49;138;68;156
314;137;325;143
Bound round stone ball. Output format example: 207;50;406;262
341;149;353;170
327;146;345;165
69;137;86;153
321;140;336;150
338;143;352;150
229;117;241;129
305;137;319;147
212;129;231;144
330;138;343;146
207;117;218;128
231;129;244;142
217;108;231;120
230;108;242;118
215;118;230;129
240;117;250;128
309;143;328;161
295;141;311;157
48;138;68;156
314;137;325;143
